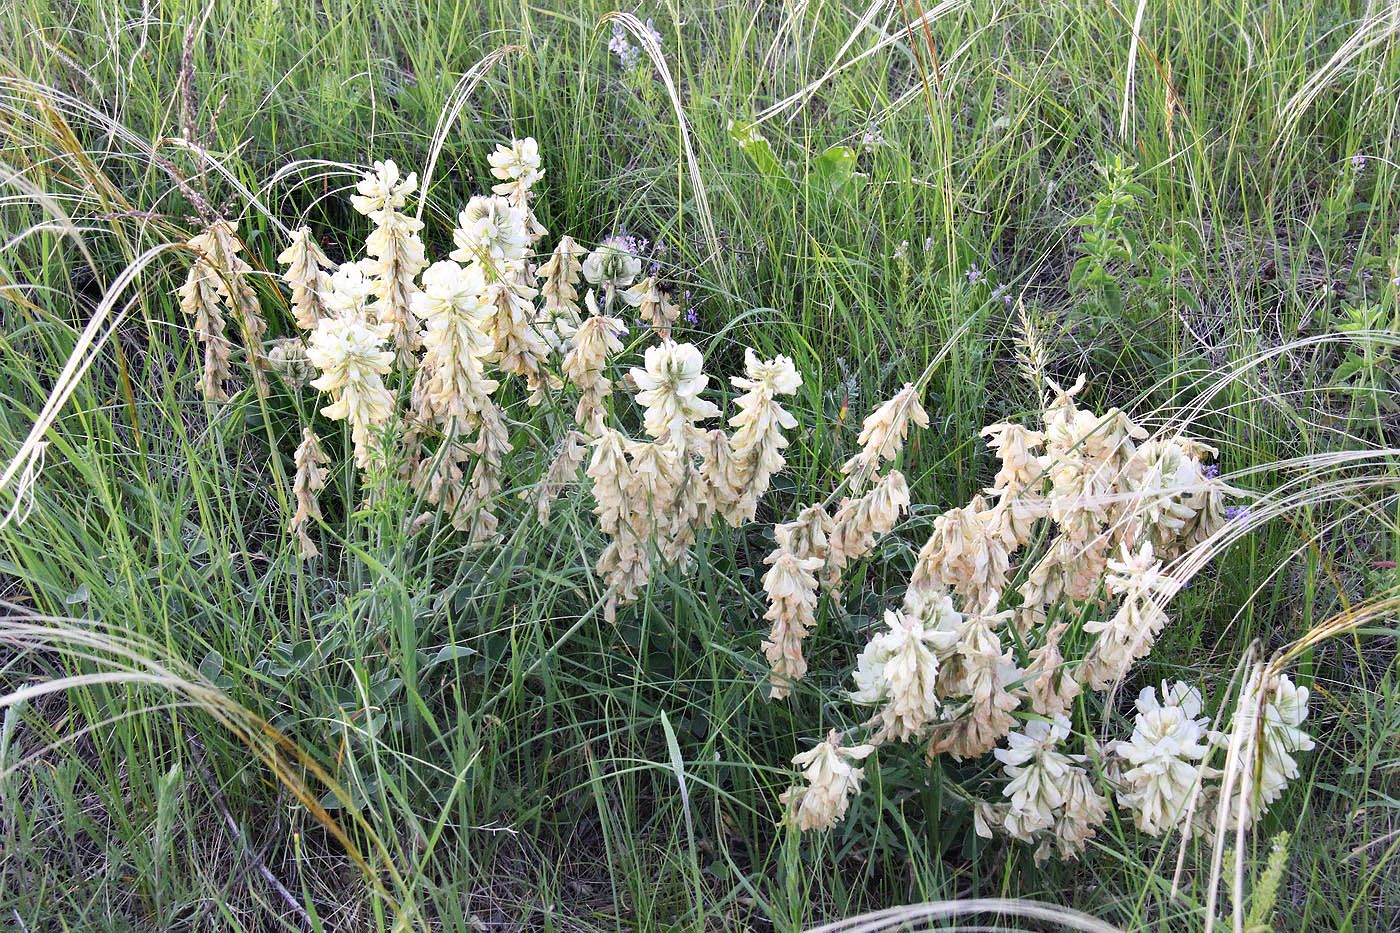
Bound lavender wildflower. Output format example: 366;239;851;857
861;124;884;153
610;20;661;72
1224;504;1249;522
609;25;641;69
966;264;986;286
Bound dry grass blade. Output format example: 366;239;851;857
0;602;424;931
0;244;183;528
1276;5;1400;154
754;0;969;125
600;12;722;273
803;898;1124;932
415;44;523;221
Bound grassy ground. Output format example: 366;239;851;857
1;0;1398;929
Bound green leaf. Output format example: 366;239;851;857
426;643;478;668
729;119;791;187
810;145;861;199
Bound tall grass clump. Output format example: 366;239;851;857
1;1;1398;930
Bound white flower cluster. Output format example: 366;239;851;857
193;138;793;594
585;340;804;622
780;376;1314;860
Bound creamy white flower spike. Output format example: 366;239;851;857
411;260;498;428
1082;542;1177;690
563;301;626;430
824;470;910;592
1113;681;1214;836
850;607;961;741
582;237;642;294
842;383;929;488
451;195;532;268
306;314;396;469
1213;670;1314;831
909;494;1012;611
350;160;416;216
761;534;824;698
487;137;543;200
759;505;832;698
929;608;1020;760
177;241;231;401
323;261;376;319
994;716;1077;839
481;274;554;399
190;220;268;392
539;236;587;347
621;276;680;339
630;341;720;443
277;226;334;330
722;349;802;526
290;428;328;559
780;733;875;831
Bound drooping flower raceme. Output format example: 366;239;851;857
824;469;911;592
1081;542;1178;690
277;226;334;330
721;350;801;525
780;732;875;831
562;298;626;431
290;428;328;558
189;219;269;393
177;236;232;401
849;604;961;742
759;505;831;698
842;382;929;488
539;235;586;349
761;525;825;699
621;276;680;339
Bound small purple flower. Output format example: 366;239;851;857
1202;464;1220;480
608;25;630;56
683;306;699;326
1352;153;1367;172
965;264;985;286
1224;505;1249;522
861;123;884;153
609;24;643;69
893;239;910;261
